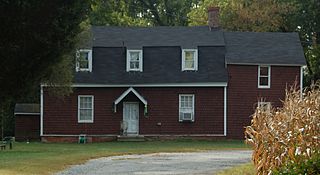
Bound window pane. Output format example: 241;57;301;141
260;67;268;76
79;52;89;69
80;97;92;109
180;95;193;108
130;52;140;61
130;62;139;69
185;61;194;69
185;51;195;61
260;77;269;86
80;109;92;121
258;102;271;111
184;51;195;69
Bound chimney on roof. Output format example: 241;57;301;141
208;7;220;30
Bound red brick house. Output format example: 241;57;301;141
19;9;306;142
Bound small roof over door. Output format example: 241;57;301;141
114;87;147;113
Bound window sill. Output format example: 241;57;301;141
78;121;94;123
77;69;91;72
258;86;270;89
179;120;194;123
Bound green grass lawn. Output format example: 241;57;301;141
216;163;255;175
0;140;251;175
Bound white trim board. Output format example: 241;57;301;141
223;86;227;136
114;87;147;105
226;62;306;67
258;65;271;89
40;86;44;136
78;95;94;123
126;49;143;72
69;82;228;88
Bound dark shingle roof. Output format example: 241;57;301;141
74;26;306;85
224;32;306;65
75;46;228;85
14;103;40;115
92;26;225;49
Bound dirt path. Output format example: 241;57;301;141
57;150;252;175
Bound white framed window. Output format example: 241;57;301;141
127;50;143;72
179;94;195;122
258;65;271;88
257;101;271;112
76;49;92;72
78;95;94;123
182;49;198;71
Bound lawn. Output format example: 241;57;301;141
216;163;255;175
0;140;251;175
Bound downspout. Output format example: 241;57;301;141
224;86;227;136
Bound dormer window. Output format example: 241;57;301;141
127;50;143;72
76;49;92;72
182;49;198;71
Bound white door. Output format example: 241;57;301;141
123;102;139;135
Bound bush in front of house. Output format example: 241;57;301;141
273;152;320;175
245;83;320;175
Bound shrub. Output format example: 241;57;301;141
245;83;320;175
273;152;320;175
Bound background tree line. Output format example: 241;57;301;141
0;0;319;137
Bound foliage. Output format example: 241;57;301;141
188;0;294;32
273;152;320;175
245;83;320;174
90;0;149;26
90;0;200;26
0;0;91;137
0;140;249;175
304;46;320;86
188;0;320;86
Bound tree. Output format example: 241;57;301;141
188;0;320;86
188;0;294;32
287;0;320;85
90;0;201;26
0;0;91;137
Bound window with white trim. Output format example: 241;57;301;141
258;66;271;88
257;101;271;112
179;94;195;122
127;50;143;72
182;49;198;71
76;49;92;72
78;95;94;123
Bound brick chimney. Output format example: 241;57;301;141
208;7;220;30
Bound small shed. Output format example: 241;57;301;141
14;103;40;141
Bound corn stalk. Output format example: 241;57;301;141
245;83;320;175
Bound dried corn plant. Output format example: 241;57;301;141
245;83;320;175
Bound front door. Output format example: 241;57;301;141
123;102;139;135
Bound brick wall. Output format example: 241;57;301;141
43;87;224;136
227;65;301;139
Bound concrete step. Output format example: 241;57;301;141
117;135;145;142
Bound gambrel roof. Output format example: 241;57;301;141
74;26;306;86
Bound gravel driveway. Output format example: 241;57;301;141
57;150;252;175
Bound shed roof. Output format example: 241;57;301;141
14;103;40;115
224;32;306;65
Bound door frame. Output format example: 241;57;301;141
123;102;139;135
